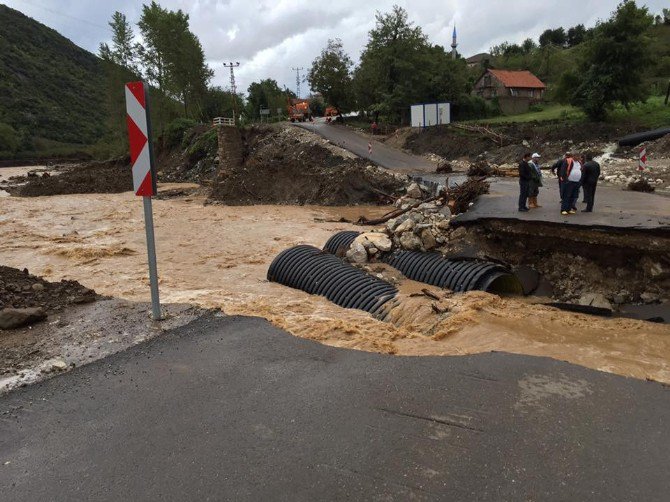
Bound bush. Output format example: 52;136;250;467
186;127;217;162
528;103;544;113
163;118;197;149
452;95;500;120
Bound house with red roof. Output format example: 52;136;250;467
473;69;546;114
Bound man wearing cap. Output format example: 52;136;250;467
517;152;532;212
528;153;543;208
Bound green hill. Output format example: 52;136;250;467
0;4;106;155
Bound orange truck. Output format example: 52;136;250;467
287;98;311;122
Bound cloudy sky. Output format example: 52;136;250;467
4;0;667;96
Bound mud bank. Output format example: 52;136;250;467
209;125;407;205
0;188;668;383
446;219;670;304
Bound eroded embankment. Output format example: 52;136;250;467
446;220;670;305
1;189;668;384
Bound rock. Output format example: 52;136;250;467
612;292;629;305
450;227;467;240
51;359;68;372
436;162;453;174
358;232;393;252
386;214;409;233
399;232;422;251
640;292;660;303
31;283;45;292
439;206;452;218
0;307;48;330
578;293;612;310
345;241;368;264
522;139;530;148
406;182;423;199
420;228;437;250
436;220;450;230
418;202;439;213
640;257;669;279
394;218;415;235
368;247;378;255
409;211;425;223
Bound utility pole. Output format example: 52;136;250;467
292;66;304;99
223;62;240;122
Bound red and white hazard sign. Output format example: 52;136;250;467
368;141;372;155
638;147;647;171
125;82;157;196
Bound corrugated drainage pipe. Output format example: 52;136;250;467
383;250;523;295
267;245;397;315
323;231;361;256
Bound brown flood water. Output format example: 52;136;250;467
1;185;668;383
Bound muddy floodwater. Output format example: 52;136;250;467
1;185;669;383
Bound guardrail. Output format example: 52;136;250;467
213;117;235;126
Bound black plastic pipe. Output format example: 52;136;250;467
267;245;397;315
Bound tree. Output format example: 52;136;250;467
137;2;212;117
202;86;244;121
245;79;289;119
521;38;538;54
353;6;430;122
567;24;587;47
557;1;654;120
307;39;354;114
539;27;567;47
98;12;138;72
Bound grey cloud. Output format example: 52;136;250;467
5;0;667;94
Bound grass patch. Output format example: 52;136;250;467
608;96;670;129
468;104;585;125
467;96;669;129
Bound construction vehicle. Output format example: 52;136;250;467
287;98;311;122
324;106;338;123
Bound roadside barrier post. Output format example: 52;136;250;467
638;147;647;171
125;81;162;321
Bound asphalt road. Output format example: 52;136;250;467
453;179;670;232
296;122;435;173
1;314;668;501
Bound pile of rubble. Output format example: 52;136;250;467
0;266;96;329
344;179;491;263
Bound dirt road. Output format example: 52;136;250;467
297;122;436;172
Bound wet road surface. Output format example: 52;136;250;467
1;313;668;501
296;122;435;172
453;179;670;232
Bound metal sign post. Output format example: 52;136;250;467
125;81;162;320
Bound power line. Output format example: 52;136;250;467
223;61;240;122
20;0;107;29
291;67;304;99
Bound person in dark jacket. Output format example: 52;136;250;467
518;152;532;212
551;154;566;203
581;154;601;212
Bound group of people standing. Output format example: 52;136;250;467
518;151;601;214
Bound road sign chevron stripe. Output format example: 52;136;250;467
132;141;151;192
125;86;148;138
126;115;147;163
125;81;146;108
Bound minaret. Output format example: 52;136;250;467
451;25;458;59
